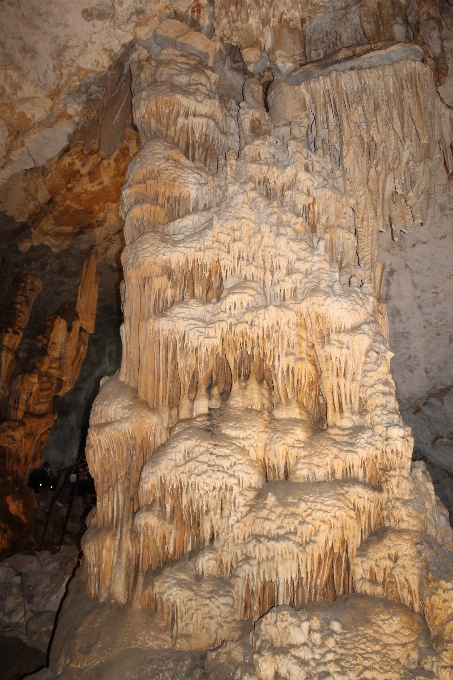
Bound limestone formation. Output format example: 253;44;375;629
35;24;450;678
0;253;98;477
1;0;451;186
1;3;452;679
243;596;442;679
1;9;453;515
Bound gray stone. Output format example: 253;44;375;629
5;554;38;573
26;609;56;637
0;566;15;584
287;42;424;85
153;19;218;67
0;547;78;649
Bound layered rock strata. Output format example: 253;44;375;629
39;34;453;679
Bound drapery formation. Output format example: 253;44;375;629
81;35;453;677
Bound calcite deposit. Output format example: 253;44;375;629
0;253;98;476
1;2;453;679
36;19;452;679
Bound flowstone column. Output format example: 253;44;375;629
82;40;453;676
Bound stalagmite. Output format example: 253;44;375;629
50;14;453;679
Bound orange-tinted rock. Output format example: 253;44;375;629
0;254;98;553
0;274;43;403
28;128;139;253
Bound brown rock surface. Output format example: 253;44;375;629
0;546;79;680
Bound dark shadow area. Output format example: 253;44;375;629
0;632;46;680
42;299;123;473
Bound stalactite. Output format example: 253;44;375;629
228;480;383;618
0;253;99;479
0;274;43;405
0;253;99;552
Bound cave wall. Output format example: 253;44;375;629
1;1;453;678
376;1;453;511
379;166;453;516
0;50;139;551
0;102;139;477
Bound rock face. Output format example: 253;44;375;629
1;0;450;185
0;253;98;477
0;545;79;669
30;14;453;679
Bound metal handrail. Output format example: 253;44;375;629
38;453;90;550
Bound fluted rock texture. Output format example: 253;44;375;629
3;3;453;521
35;26;453;678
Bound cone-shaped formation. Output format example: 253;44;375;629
82;40;453;674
